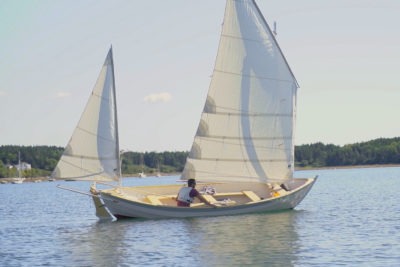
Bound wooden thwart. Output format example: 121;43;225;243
242;190;261;202
146;195;164;205
201;194;218;204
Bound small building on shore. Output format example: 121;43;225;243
15;162;32;171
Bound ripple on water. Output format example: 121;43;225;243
1;169;400;266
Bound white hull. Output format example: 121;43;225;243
12;178;24;184
100;177;317;219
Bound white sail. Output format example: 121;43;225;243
181;0;298;183
52;48;121;181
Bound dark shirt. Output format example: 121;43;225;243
177;188;200;207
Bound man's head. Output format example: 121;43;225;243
188;178;196;188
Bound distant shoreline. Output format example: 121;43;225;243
295;164;400;171
2;165;400;184
121;172;181;178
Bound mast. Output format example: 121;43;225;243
18;151;21;179
109;46;122;187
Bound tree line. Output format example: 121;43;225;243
0;145;188;178
120;151;188;175
0;146;63;178
1;137;400;177
295;137;400;167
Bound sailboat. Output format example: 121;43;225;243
55;0;317;220
156;161;161;177
53;48;121;187
138;153;147;178
12;151;25;184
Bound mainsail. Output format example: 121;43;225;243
181;0;298;183
52;48;121;181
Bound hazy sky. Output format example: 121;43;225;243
1;0;399;152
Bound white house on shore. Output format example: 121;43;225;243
15;162;32;171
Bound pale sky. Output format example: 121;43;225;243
1;0;399;152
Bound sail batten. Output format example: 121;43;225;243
194;136;291;151
181;0;297;183
56;158;113;177
195;135;292;140
75;126;117;143
203;104;292;114
52;48;120;182
187;157;288;163
61;154;118;160
92;92;114;102
221;33;272;43
214;69;294;83
203;111;292;117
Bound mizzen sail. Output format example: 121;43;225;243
52;48;121;181
181;0;298;183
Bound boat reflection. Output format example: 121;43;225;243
185;211;301;266
61;210;301;266
59;220;129;266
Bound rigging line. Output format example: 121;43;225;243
207;105;251;113
196;135;292;140
203;110;292;117
95;181;119;188
214;69;293;83
188;157;288;163
56;158;114;180
62;153;116;161
55;172;105;180
194;136;291;151
76;126;116;143
203;104;293;115
57;185;100;198
221;33;272;44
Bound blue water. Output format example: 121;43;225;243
1;167;399;266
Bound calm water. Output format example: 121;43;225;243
1;167;399;266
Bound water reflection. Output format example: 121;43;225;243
2;168;399;266
60;211;301;266
186;211;300;266
59;220;130;266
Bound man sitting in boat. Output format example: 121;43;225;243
176;179;217;208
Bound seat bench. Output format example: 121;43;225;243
242;190;261;202
146;195;164;205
